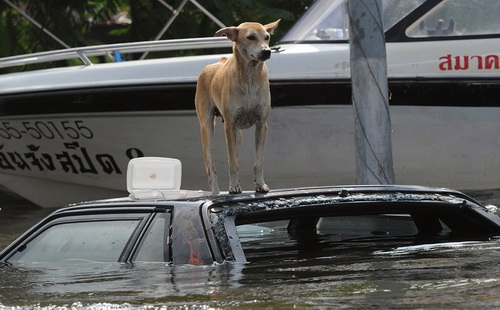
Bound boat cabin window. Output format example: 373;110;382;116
279;0;424;42
407;0;500;37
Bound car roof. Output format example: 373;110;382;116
59;184;480;212
46;185;500;237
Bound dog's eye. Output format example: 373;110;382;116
265;35;270;41
247;35;256;41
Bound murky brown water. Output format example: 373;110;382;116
1;190;500;309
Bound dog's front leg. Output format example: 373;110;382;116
254;120;269;193
224;121;242;194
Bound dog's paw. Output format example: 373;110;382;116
229;184;242;194
255;183;269;193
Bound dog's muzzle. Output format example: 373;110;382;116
259;49;272;61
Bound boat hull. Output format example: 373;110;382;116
2;0;500;206
0;95;499;206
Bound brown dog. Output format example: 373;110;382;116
195;20;280;194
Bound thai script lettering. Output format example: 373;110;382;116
0;143;144;175
439;54;500;71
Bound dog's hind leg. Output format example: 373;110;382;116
196;98;220;194
200;114;219;194
203;118;220;194
254;120;269;193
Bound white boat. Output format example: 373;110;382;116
0;0;499;207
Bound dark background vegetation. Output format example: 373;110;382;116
0;0;313;59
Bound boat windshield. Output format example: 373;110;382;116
406;0;500;37
280;0;425;42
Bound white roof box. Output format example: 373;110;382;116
127;157;209;200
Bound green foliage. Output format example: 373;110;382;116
0;11;10;57
0;0;312;61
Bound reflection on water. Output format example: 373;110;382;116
1;190;500;309
1;262;245;307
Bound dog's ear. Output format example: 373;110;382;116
215;27;239;41
264;19;281;35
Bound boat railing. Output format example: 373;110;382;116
0;37;232;70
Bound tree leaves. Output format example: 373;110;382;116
0;0;312;60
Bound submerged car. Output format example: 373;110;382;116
1;158;500;266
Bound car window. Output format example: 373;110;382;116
134;213;171;262
406;0;500;37
8;219;140;263
236;216;419;263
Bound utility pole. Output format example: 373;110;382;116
347;0;395;184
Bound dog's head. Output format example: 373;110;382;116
215;20;280;62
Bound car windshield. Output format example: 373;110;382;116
280;0;425;42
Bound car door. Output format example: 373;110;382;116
2;210;171;264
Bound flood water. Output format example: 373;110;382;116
1;190;500;309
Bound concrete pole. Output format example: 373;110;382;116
347;0;395;184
